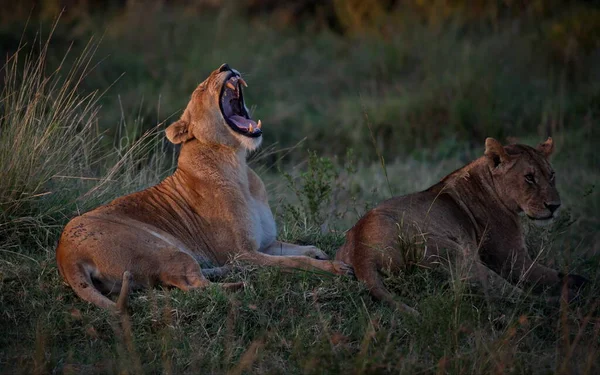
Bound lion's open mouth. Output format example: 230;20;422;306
219;73;262;138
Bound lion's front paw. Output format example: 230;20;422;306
303;246;330;260
331;261;355;276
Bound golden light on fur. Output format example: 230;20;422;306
55;64;352;312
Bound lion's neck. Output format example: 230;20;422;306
441;158;520;237
178;138;247;172
168;139;249;193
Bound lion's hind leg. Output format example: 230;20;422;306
159;252;243;292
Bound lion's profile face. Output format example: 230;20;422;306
166;63;262;151
485;138;560;225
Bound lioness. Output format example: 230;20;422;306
56;64;351;311
335;138;587;314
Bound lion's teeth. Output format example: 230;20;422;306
257;119;262;129
248;124;254;133
239;78;248;88
226;82;236;90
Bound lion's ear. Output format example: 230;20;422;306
536;137;554;159
166;120;193;144
484;137;509;168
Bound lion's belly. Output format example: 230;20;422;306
248;198;277;251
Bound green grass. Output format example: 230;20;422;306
1;133;598;373
1;5;599;374
1;192;599;373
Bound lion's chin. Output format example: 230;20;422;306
525;213;555;227
531;217;554;227
236;132;263;152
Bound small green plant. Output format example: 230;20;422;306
279;148;361;233
281;150;339;229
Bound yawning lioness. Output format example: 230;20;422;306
56;64;351;311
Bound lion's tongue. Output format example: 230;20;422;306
229;115;257;131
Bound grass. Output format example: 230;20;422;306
1;5;599;374
1;128;598;373
0;30;99;239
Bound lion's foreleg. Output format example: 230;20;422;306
236;251;352;275
501;248;588;300
260;241;329;260
500;248;562;290
449;241;525;302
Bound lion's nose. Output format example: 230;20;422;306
218;63;231;73
545;202;561;213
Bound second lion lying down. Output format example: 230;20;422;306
335;137;587;314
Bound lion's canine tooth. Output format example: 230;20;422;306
239;78;248;88
248;124;254;133
257;119;262;129
226;82;236;90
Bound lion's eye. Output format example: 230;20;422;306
525;174;535;184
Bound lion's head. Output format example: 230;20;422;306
484;137;560;225
166;63;262;151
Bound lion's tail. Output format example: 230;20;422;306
58;257;131;313
338;237;420;317
362;262;420;316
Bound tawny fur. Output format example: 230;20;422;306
336;138;587;315
56;64;351;312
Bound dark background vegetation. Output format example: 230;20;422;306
0;1;599;373
2;0;599;161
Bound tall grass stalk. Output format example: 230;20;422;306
0;27;176;248
0;27;102;237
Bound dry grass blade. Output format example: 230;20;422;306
0;20;102;236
